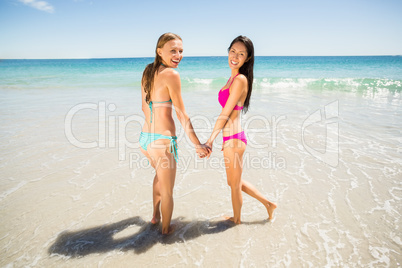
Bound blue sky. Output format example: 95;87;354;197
1;0;401;59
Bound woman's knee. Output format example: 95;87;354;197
158;176;175;198
160;189;173;200
230;184;242;192
227;177;241;189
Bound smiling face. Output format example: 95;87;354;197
228;41;248;70
157;39;183;68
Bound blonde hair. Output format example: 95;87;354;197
142;33;182;103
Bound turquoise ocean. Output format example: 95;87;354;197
1;56;402;90
1;56;401;267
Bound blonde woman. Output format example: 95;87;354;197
140;33;210;234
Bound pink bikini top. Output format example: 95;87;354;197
218;73;243;110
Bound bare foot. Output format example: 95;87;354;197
224;216;241;224
161;225;175;235
265;201;277;220
151;211;161;224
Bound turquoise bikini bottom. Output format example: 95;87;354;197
139;132;178;162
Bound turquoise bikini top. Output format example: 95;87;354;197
147;63;172;123
148;99;172;123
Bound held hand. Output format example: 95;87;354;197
204;142;213;158
204;143;213;158
205;141;213;151
195;146;207;158
196;144;212;159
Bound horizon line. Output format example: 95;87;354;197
1;55;401;60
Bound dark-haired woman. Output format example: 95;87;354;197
140;33;210;234
205;36;276;224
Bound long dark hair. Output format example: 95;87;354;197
142;33;182;104
228;35;254;113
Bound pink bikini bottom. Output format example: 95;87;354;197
222;131;247;146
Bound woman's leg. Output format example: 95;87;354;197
151;174;161;224
140;147;161;224
223;139;277;222
240;180;277;220
148;140;176;234
223;139;246;224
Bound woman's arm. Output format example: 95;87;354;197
206;75;247;147
166;70;209;153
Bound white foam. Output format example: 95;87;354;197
0;181;27;202
184;78;213;85
389;187;402;201
390;232;402;246
369;246;391;267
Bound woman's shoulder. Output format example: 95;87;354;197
160;68;181;90
161;67;180;80
235;73;247;82
233;73;248;87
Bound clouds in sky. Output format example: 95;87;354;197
18;0;54;13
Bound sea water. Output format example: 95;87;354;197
0;56;401;267
1;56;401;88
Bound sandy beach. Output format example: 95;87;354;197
1;57;401;267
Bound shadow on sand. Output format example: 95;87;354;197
49;216;267;257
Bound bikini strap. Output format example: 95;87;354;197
148;101;153;123
148;99;172;123
228;73;240;88
169;136;178;162
153;99;172;104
